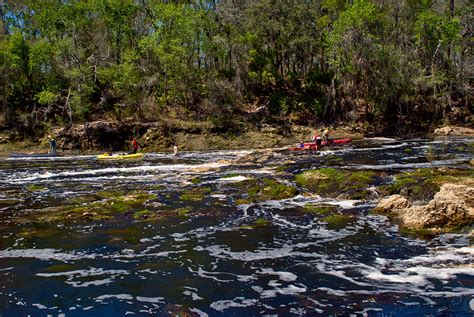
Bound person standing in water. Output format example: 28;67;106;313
49;138;57;153
173;144;179;156
129;137;142;154
322;128;330;143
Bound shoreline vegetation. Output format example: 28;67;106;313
0;0;472;153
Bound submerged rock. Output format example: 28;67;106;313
375;184;474;233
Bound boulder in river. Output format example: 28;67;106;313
375;183;474;232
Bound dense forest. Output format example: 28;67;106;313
0;0;472;137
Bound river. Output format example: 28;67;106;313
0;137;472;316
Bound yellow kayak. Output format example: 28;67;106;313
96;153;144;160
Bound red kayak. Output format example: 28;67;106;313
288;138;352;151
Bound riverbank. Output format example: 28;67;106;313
1;120;472;156
0;122;364;156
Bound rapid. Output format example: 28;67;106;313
0;137;472;316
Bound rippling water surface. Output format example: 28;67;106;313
0;137;473;316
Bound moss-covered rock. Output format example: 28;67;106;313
16;191;157;223
380;168;474;202
133;209;154;219
240;217;272;229
295;168;377;199
176;206;192;216
303;204;338;214
322;214;354;230
180;187;212;201
25;184;48;192
190;177;203;184
231;178;299;204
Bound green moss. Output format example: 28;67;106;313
19;191;157;223
133;209;154;219
399;226;437;239
251;218;271;228
295;168;376;199
222;173;241;178
25;184;48;191
240;178;299;203
180;187;212;201
303;205;337;214
235;198;252;205
380;168;473;202
322;214;353;230
96;191;125;199
190;177;203;184
275;165;291;173
176;207;192;216
18;228;56;238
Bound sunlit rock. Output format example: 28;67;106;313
375;184;474;233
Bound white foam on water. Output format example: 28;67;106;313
215;176;249;182
32;303;48;309
189;267;233;283
135;296;165;304
344;157;469;170
364;137;398;141
470;298;474;311
324;200;359;209
410;266;474;279
7;162;228;183
258;268;297;282
364;270;429;285
200;244;320;262
189;308;209;317
0;248;97;261
95;294;134;302
37;268;129;288
271;214;314;230
210;297;258;312
237;204;251;217
183;289;203;301
316;287;347;296
210;194;227;201
307;226;356;242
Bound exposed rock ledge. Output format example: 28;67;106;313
375;184;474;232
433;125;474;136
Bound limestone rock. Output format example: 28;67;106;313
433;126;474;136
375;195;411;215
376;184;474;232
401;184;474;229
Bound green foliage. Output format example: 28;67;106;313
36;90;58;106
415;10;461;52
0;0;470;130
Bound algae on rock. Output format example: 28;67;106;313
295;168;377;199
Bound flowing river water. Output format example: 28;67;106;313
0;137;472;316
